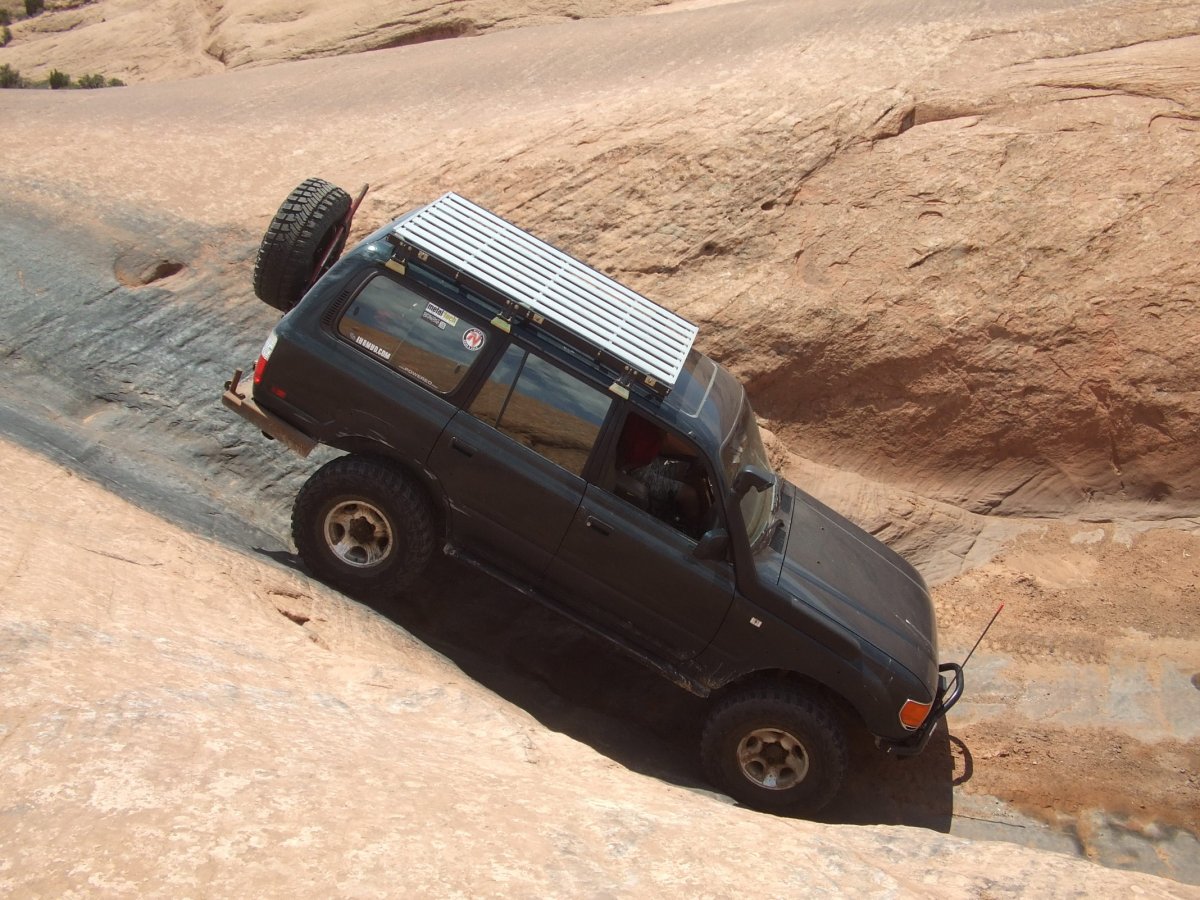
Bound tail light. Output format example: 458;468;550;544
253;330;279;385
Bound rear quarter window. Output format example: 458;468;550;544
337;274;489;393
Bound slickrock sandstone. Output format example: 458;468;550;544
1;0;1197;891
2;441;1195;897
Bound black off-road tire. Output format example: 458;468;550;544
701;685;848;816
291;455;435;601
253;177;352;312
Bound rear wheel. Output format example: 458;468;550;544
292;456;435;600
701;685;848;815
253;177;351;312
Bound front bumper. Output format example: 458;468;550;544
877;662;964;757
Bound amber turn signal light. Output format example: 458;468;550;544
899;699;933;730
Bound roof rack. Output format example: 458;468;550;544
385;193;698;398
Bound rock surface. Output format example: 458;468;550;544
1;0;1198;891
0;0;672;82
6;0;1196;515
2;439;1194;897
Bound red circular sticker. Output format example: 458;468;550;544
462;328;485;352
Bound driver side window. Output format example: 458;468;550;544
608;412;718;541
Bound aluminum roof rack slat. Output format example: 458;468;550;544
535;274;632;334
530;258;684;343
411;216;555;306
454;254;542;306
425;204;563;280
426;204;575;294
553;267;691;340
391;193;698;392
558;280;695;357
419;200;638;329
418;211;599;317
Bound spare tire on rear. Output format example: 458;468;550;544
253;177;352;312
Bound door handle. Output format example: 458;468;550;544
450;436;476;457
585;515;612;536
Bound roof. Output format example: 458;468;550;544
389;193;698;393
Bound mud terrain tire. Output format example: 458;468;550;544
253;177;352;312
292;455;435;600
702;685;848;815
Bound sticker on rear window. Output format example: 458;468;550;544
462;328;485;352
421;301;459;330
354;334;392;360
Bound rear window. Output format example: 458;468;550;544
337;275;489;393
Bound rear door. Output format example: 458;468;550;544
428;344;614;584
321;271;497;460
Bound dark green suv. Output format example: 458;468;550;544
224;180;962;815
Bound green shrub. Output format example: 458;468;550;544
0;24;10;47
48;68;69;89
0;10;11;27
0;62;21;88
25;0;44;17
65;73;126;89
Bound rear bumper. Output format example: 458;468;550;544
221;368;317;458
877;662;964;757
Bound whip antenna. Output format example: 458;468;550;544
962;602;1005;669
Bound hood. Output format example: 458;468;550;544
776;483;937;684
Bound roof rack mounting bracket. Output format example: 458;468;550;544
608;382;631;400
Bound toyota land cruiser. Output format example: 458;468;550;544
223;179;962;814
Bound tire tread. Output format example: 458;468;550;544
253;177;352;312
701;684;848;814
291;455;435;599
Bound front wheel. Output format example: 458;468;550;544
701;685;848;815
291;455;435;600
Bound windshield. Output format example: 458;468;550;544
721;396;776;548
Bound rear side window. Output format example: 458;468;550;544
470;345;612;476
338;275;489;393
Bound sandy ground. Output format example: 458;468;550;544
935;525;1200;834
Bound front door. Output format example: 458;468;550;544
544;414;735;660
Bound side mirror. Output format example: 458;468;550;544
693;528;730;561
733;464;774;499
